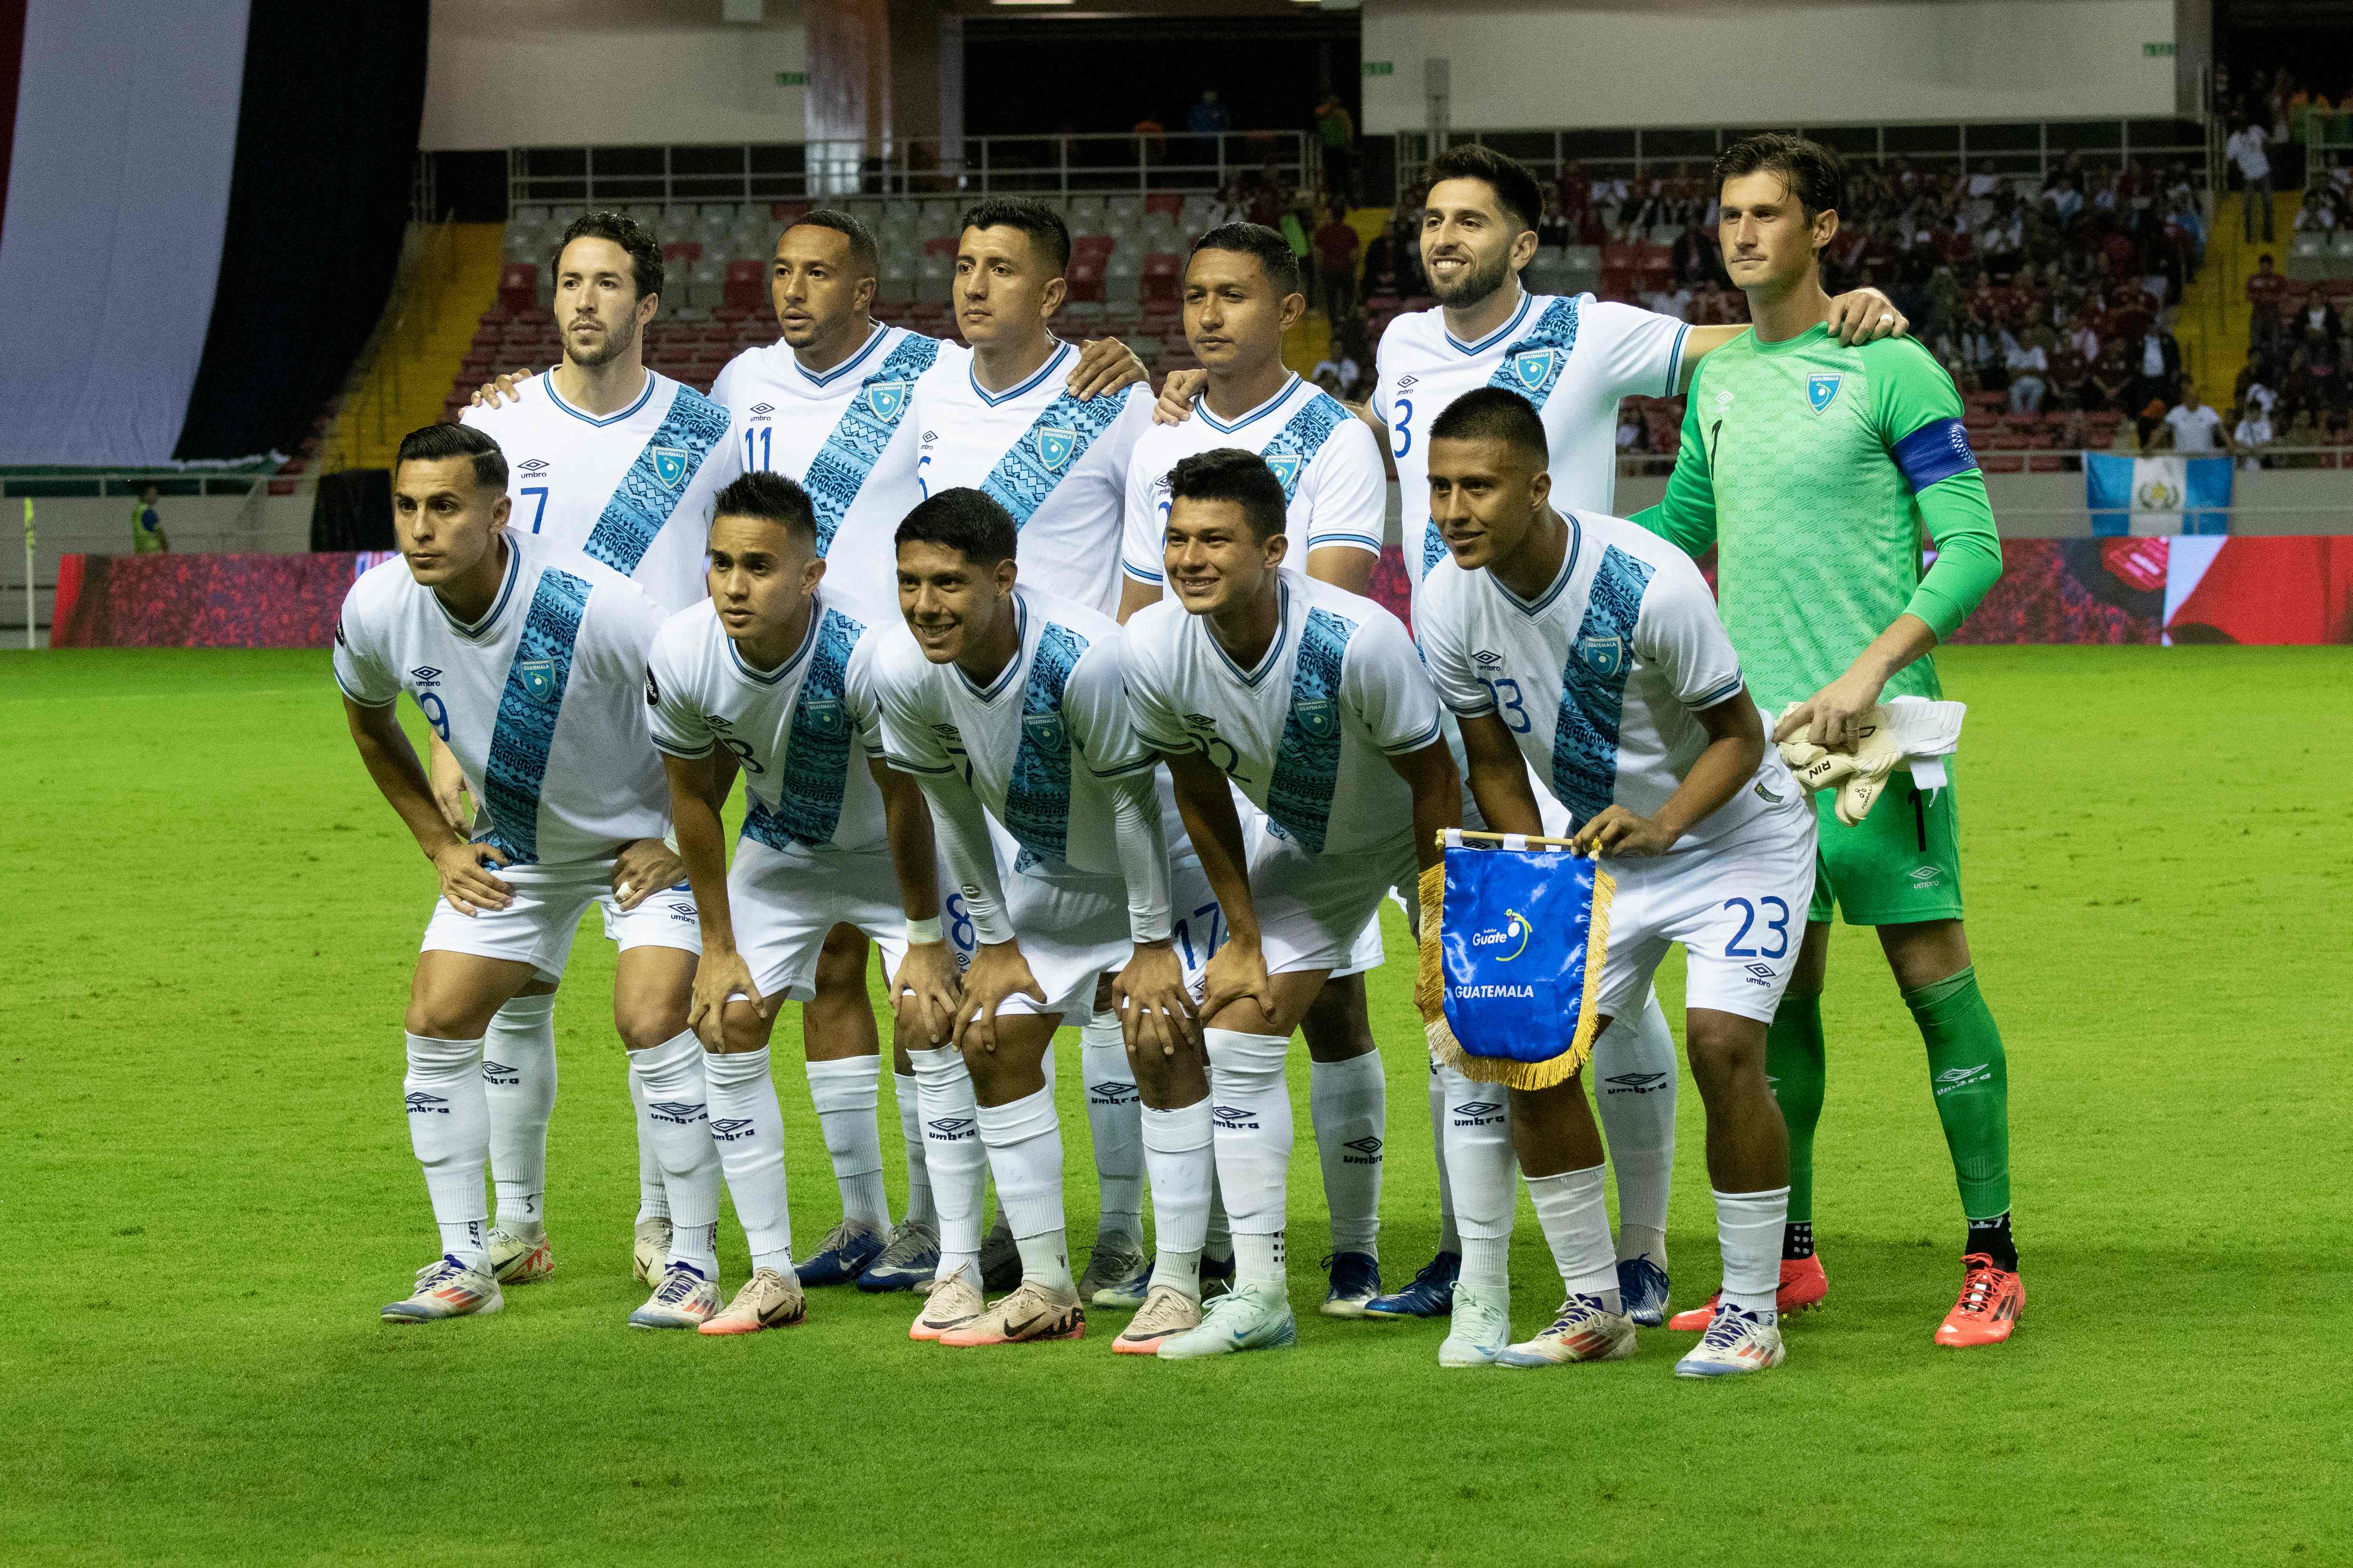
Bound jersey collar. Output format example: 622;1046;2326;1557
1198;374;1301;435
1442;287;1535;357
543;368;656;427
968;341;1071;408
954;591;1029;701
435;530;524;639
1207;575;1291;688
1492;512;1582;618
726;593;823;686
793;323;889;390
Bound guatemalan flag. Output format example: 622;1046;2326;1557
2086;453;2233;537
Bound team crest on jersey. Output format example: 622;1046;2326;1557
1806;373;1842;412
1510;348;1559;392
801;698;844;737
1022;713;1067;753
864;380;911;421
1264;452;1303;490
650;445;689;488
519;659;558;703
1574;634;1625;679
1294;697;1337;741
1035;426;1079;472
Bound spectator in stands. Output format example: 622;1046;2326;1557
2086;343;2134;414
2277;406;2327;467
1209;181;1249;229
1187;88;1230;136
1359;223;1402;297
2066;312;2100;365
1315;94;1356;206
2130;319;2184;412
2043;174;2084;227
2159;385;2234;455
1616;407;1647;457
2048;331;2090;410
1955;306;2001;392
2006;325;2051;413
2232;401;2275;467
1313;205;1360;318
1644;274;1694;324
129;482;167;554
2299;320;2342;393
2293;288;2343;348
2235;364;2280;424
1920;264;1962;346
2225;117;2275;241
2294;185;2342;233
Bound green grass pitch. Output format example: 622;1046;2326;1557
4;645;2349;1566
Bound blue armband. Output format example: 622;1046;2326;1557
1890;419;1979;492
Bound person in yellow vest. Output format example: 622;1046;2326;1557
130;484;168;554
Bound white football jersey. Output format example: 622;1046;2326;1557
872;585;1155;879
645;589;892;857
1120;373;1385;592
1374;288;1688;610
333;529;671;866
710;324;968;615
1121;569;1444;859
1416;510;1799;848
461;368;742;613
909;340;1155;617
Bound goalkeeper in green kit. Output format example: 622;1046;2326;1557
1633;134;2021;1348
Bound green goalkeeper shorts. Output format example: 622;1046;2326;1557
1807;759;1965;927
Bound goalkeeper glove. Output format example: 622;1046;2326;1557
1776;702;1902;826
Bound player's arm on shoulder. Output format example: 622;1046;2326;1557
1629;389;1720;559
1151;369;1206;425
1588;298;1700;398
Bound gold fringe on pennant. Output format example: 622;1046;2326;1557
1419;851;1618;1091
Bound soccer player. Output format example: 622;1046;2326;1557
1121;450;1461;1360
455;210;741;1286
873;488;1199;1349
1116;220;1398;1314
645;470;963;1333
334;424;724;1328
1417;389;1814;1376
1633;134;2021;1346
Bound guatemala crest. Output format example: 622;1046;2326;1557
801;697;844;737
1264;452;1303;490
1022;713;1067;753
1574;634;1625;679
1510;348;1558;392
650;445;689;487
1295;697;1337;741
519;659;558;703
864;379;910;421
1035;426;1078;473
1806;373;1842;413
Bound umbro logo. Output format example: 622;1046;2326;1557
1910;866;1943;886
1934;1063;1990;1097
1396;374;1419;390
1452;1100;1504;1126
750;402;775;416
1088;1081;1139;1105
481;1059;519;1085
1471;649;1502;667
648;1100;707;1124
1744;961;1777;981
518;458;549;474
665;902;695;922
410;665;442;685
712;1117;755;1142
1601;1072;1668;1094
404;1092;448;1115
1342;1134;1383;1166
1211;1104;1260;1129
929;1116;975;1139
703;712;735;731
1184;713;1218;730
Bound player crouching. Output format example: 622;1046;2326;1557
647;471;965;1334
336;425;724;1326
1415;391;1816;1377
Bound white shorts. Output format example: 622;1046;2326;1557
993;866;1133;1024
728;839;912;1005
1591;803;1817;1026
1169;854;1223;999
1251;827;1422;978
419;856;701;984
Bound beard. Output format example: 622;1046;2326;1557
567;312;637;369
1428;245;1514;311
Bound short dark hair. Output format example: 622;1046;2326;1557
1714;133;1846;225
1189;222;1301;296
959;196;1071;275
1167;448;1287;542
790;208;880;280
711;470;817;547
396;421;508;492
895;487;1020;568
1427;386;1548;461
553;210;664;304
1423;145;1543;235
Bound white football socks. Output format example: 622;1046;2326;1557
1428;1056;1462;1255
894;1070;936;1228
481;992;556;1238
1715;1186;1789;1316
1205;1028;1292;1287
628;1030;720;1276
1205;1165;1234;1264
1139;1098;1213;1300
703;1046;793;1276
1437;1061;1516;1290
404;1032;490;1268
805;1055;890;1233
1079;1012;1145;1250
975;1085;1073;1294
627;1064;669;1224
909;1044;985;1287
1309;1051;1384;1258
1593;992;1677;1268
1527;1163;1621;1312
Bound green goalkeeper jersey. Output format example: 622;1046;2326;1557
1633;324;2002;713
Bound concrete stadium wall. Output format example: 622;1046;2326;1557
1359;0;2180;134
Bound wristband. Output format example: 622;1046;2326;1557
662;824;679;855
906;916;944;945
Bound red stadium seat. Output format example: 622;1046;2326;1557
662;241;702;265
1140;253;1182;310
769;201;810;226
1066;252;1106;304
1144;192;1184;218
499;264;539;314
723;260;765;312
1072;235;1116;265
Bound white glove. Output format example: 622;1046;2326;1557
1776;702;1902;826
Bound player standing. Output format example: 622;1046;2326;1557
335;424;724;1327
873;488;1198;1349
1121;451;1461;1360
454;211;741;1286
1633;134;2021;1345
645;470;964;1333
1417;390;1814;1375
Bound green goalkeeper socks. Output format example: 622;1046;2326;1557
1765;992;1827;1227
1903;966;2012;1223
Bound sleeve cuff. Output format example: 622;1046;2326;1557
1663;320;1693;396
1381;715;1445;755
651;735;714;759
1089;752;1162;779
1305;533;1383;556
333;673;396;708
1903;585;1967;642
1688;674;1745;709
1122;560;1165;584
886;753;955;775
